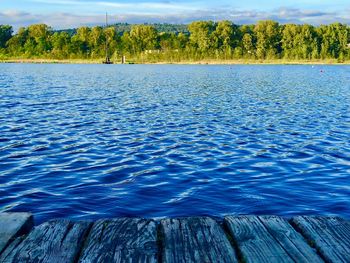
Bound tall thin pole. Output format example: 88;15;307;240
105;12;108;62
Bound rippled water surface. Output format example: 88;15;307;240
0;64;349;223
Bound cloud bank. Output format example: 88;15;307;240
0;7;349;30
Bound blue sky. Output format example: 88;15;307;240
0;0;349;29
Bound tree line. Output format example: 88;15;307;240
55;23;189;37
0;20;349;62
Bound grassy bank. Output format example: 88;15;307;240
0;58;104;64
1;58;350;65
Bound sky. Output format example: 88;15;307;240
0;0;349;29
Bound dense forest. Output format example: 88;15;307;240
0;20;349;62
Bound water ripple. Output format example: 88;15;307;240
0;64;350;223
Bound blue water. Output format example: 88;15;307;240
0;64;349;223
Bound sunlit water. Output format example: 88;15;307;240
0;64;349;223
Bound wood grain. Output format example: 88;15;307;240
78;218;158;263
257;215;323;262
224;215;320;263
160;217;238;263
291;216;350;263
1;213;349;263
0;212;34;255
0;219;91;263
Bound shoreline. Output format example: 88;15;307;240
1;58;350;65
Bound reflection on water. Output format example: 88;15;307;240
0;64;349;223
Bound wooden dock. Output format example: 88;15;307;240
0;213;349;262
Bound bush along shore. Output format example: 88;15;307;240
0;20;350;63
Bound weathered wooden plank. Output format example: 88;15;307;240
160;217;238;263
78;218;158;263
257;216;323;262
225;215;298;263
0;212;34;254
291;216;350;263
0;219;91;263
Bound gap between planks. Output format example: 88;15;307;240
0;214;349;263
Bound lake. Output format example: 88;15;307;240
0;64;349;223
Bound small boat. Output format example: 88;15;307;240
103;13;113;64
103;57;113;64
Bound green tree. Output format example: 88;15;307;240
51;32;71;58
212;21;233;49
129;25;158;53
120;32;132;55
254;20;281;59
27;24;52;55
299;25;319;59
281;24;298;59
1;20;350;62
281;24;318;60
104;26;118;58
318;23;348;59
71;26;91;56
0;25;13;48
89;26;105;57
159;32;175;51
175;33;188;50
240;25;256;57
188;21;215;53
242;33;255;57
6;27;28;56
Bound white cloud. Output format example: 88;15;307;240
30;0;197;11
0;7;349;30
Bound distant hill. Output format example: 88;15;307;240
113;23;189;34
56;23;189;35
